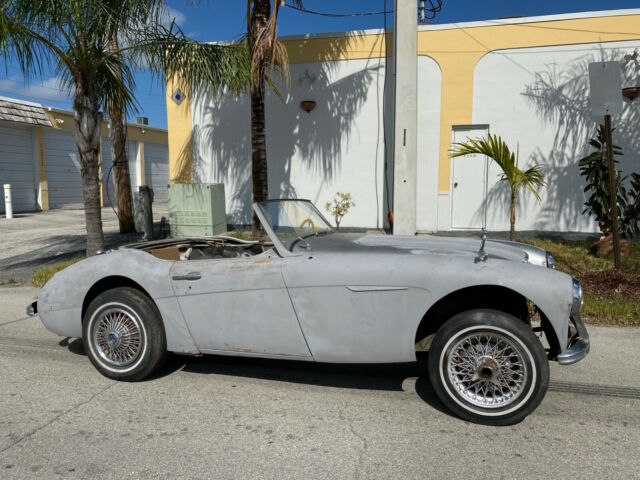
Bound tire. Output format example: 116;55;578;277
427;309;549;426
82;287;167;381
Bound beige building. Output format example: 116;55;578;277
0;95;169;215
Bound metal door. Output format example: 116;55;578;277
450;126;489;229
0;121;36;213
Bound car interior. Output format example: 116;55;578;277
137;238;271;261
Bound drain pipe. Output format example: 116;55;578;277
3;184;13;219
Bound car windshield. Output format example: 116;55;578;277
255;200;334;251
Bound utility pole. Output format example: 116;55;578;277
391;0;418;235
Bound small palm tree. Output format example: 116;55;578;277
451;134;545;240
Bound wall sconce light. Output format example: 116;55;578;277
300;100;316;113
622;86;640;102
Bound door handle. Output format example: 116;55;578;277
172;272;202;281
454;182;459;188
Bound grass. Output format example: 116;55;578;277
522;238;640;326
582;297;640;326
32;257;83;288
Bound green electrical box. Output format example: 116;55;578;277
168;183;227;237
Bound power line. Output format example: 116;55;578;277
284;2;392;17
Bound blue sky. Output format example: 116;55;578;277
1;0;638;128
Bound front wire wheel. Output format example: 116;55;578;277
428;309;549;426
83;287;167;381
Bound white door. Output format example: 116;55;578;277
0;121;36;214
144;143;169;203
450;126;489;230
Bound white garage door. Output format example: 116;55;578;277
144;143;169;203
45;129;84;209
101;139;137;207
0;121;36;214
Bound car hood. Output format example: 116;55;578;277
305;233;548;267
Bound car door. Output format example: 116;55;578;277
281;254;429;364
170;249;311;358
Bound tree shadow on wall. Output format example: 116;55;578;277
191;32;389;226
522;47;640;232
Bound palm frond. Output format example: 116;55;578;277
132;21;250;97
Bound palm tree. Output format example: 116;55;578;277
247;0;301;235
0;0;248;255
451;134;545;240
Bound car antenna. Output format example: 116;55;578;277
476;228;488;263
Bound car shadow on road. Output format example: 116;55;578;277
158;352;451;416
57;339;453;417
59;337;86;355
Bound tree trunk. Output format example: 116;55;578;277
73;86;105;256
109;107;135;233
509;192;516;241
250;0;271;237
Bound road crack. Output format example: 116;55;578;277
0;382;116;455
339;408;369;480
0;316;30;327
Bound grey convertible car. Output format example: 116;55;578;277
29;199;589;425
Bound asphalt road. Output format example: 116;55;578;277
1;285;639;479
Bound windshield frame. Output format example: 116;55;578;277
252;199;335;257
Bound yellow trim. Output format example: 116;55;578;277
165;77;193;183
45;110;167;144
35;126;49;210
283;31;388;63
417;14;640;191
98;142;104;207
138;142;146;186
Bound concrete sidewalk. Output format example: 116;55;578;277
0;205;167;282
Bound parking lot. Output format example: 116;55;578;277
0;206;167;283
1;285;639;479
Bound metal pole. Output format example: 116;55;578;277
138;185;154;241
604;114;621;269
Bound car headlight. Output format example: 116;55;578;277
546;251;555;269
571;278;583;315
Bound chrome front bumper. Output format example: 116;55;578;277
557;314;590;366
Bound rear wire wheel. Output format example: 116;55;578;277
427;309;549;426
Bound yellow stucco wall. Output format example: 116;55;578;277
166;11;640;193
165;78;193;183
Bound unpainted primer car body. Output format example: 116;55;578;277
35;203;586;366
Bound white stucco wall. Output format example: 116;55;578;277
416;56;442;232
193;58;391;228
472;40;640;232
192;54;442;230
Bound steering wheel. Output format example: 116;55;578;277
300;218;316;230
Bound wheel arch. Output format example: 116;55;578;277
414;285;560;356
82;276;154;321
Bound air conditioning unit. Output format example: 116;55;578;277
168;183;227;237
136;116;149;125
